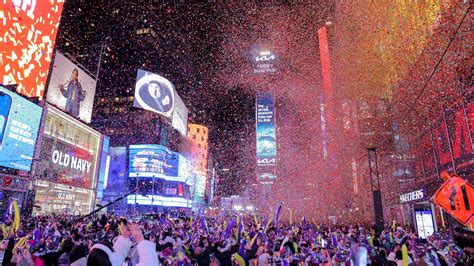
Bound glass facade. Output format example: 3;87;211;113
33;105;101;214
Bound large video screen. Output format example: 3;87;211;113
0;1;65;98
38;135;95;188
46;52;97;123
0;86;42;171
102;147;128;213
256;92;277;166
172;91;188;136
36;106;101;189
129;144;186;182
134;69;175;120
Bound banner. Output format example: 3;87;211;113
134;69;175;119
0;0;65;97
0;86;42;171
256;92;276;167
46;52;97;123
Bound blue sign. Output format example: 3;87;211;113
129;144;180;179
103;147;128;214
256;92;276;166
0;86;42;171
133;69;175;119
96;136;110;201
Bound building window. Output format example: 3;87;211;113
197;128;200;133
198;144;201;148
193;135;196;140
201;136;204;141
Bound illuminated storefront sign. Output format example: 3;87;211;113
35;105;101;189
33;180;94;215
400;189;425;203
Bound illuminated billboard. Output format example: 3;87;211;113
36;105;101;189
129;144;188;182
194;174;206;203
0;86;42;171
172;91;188;136
134;69;175;119
127;194;192;208
102;147;128;212
256;92;276;166
46;52;97;123
0;0;65;98
250;44;278;74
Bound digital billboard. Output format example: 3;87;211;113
96;136;110;202
102;147;128;213
0;86;42;171
134;69;175;119
46;52;97;123
194;174;206;203
36;105;101;189
38;135;95;188
127;194;192;208
250;44;278;74
0;0;65;98
256;92;276;166
172;91;188;136
129;144;186;182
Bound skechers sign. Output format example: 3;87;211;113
133;69;175;119
250;44;278;74
256;92;277;167
400;189;426;203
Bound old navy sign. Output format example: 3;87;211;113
52;150;92;173
400;189;425;203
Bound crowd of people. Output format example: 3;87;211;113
0;210;472;266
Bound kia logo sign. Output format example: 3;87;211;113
134;70;175;117
257;158;276;165
256;55;275;62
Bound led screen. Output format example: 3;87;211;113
172;91;188;136
256;92;276;166
46;52;97;123
0;86;42;171
414;208;435;239
194;175;206;203
129;144;184;182
102;147;128;213
0;0;65;97
134;69;175;119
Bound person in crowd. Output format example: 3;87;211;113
0;212;471;266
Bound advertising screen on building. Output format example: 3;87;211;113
194;174;206;203
250;44;278;74
102;147;128;213
46;52;97;123
36;105;101;189
256;92;276;166
134;69;175;120
172;91;188;136
0;1;65;98
96;136;110;202
0;86;42;171
129;144;186;182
